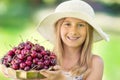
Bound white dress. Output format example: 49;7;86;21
62;71;83;80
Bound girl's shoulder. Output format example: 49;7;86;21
86;54;104;79
91;54;104;66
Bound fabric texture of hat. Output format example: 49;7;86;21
37;0;109;44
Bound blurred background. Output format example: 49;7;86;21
0;0;120;80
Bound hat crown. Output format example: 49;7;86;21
55;0;95;18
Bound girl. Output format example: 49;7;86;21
38;0;109;80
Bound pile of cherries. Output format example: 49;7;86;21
1;41;56;71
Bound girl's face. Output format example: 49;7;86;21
60;17;87;48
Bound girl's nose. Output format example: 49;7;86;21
70;26;78;36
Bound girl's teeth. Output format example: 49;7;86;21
68;37;79;40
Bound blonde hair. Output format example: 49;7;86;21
53;18;93;79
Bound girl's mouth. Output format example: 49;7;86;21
67;36;80;41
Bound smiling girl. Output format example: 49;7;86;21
38;0;109;80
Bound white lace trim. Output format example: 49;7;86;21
62;71;83;80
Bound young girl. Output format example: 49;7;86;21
38;0;109;80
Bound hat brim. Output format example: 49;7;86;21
37;12;109;44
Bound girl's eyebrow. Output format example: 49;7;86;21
63;20;70;22
63;20;86;24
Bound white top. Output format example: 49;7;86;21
62;71;83;80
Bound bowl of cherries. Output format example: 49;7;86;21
0;41;56;79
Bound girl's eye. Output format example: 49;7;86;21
63;23;71;26
78;23;85;27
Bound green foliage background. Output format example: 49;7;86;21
0;0;120;80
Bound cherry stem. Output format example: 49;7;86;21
31;65;37;70
19;35;24;42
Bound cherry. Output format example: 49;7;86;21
15;49;21;54
12;63;19;70
24;44;31;50
24;66;30;71
27;56;32;61
44;60;50;66
7;50;15;56
20;62;26;69
18;42;25;50
25;60;32;66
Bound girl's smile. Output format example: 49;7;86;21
67;36;80;41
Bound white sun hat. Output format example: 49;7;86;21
37;0;109;44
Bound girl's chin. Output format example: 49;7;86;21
65;43;82;48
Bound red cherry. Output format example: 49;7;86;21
24;66;30;71
20;62;26;69
27;56;32;61
12;63;19;70
7;50;15;56
17;54;25;60
25;60;32;66
15;49;21;54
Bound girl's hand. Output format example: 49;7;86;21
0;66;9;78
40;65;66;80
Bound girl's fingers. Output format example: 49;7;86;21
53;65;61;70
40;70;50;77
40;65;62;80
1;69;9;78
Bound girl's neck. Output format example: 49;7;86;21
63;45;81;59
